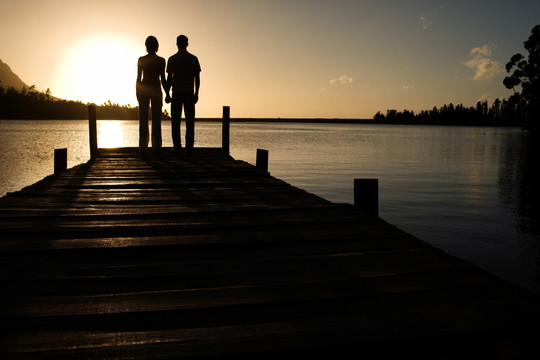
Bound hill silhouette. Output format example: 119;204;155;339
0;59;166;120
0;59;28;91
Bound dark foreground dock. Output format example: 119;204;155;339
0;148;539;359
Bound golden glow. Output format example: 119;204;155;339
56;34;140;106
3;1;527;119
98;120;125;148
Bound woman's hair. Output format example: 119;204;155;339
145;36;159;53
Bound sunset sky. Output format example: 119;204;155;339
1;0;539;119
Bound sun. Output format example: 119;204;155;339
55;33;142;106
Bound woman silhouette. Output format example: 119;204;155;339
136;36;167;152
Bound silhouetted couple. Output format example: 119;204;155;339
136;35;201;152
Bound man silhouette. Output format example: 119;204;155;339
165;35;201;151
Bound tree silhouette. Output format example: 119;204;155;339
0;85;173;120
373;99;521;125
504;24;540;130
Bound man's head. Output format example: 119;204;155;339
177;35;188;49
145;36;159;53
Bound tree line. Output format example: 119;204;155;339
0;84;170;120
374;25;539;128
373;98;525;126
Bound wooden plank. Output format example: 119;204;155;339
1;295;538;359
0;278;515;319
1;147;539;359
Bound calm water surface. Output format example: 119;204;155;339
0;120;538;294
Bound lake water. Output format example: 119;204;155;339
0;119;538;295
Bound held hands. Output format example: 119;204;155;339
165;93;171;104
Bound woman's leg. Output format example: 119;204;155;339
150;92;162;150
138;95;150;151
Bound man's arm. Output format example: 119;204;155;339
194;72;200;103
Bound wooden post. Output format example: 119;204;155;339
88;104;97;159
222;106;230;154
354;179;378;216
54;148;67;175
256;149;269;173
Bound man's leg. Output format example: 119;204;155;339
170;94;183;150
184;98;195;149
138;96;150;151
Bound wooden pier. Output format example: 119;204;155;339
0;146;539;359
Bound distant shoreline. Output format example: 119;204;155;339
214;118;521;127
0;117;521;127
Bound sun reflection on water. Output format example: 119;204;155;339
98;121;125;148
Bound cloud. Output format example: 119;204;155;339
330;75;354;85
470;45;492;57
419;5;444;30
402;85;415;91
321;75;354;91
419;15;431;30
478;94;494;104
464;45;501;80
